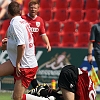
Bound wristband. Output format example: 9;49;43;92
87;53;92;56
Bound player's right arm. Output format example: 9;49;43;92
87;41;93;63
1;38;7;50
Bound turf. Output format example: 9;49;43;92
0;92;100;100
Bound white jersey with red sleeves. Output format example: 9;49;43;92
21;14;46;45
7;16;38;68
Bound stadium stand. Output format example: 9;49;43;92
54;8;69;22
76;32;90;47
0;19;10;39
1;0;100;48
47;20;61;33
78;20;91;33
60;32;76;47
39;8;52;21
40;0;53;9
22;0;30;14
47;32;61;47
85;0;99;10
84;8;99;24
68;9;84;22
69;0;84;10
55;0;68;9
35;36;45;47
61;20;76;35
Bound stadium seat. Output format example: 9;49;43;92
69;9;84;22
76;32;89;47
35;36;45;47
48;32;61;46
39;8;52;21
55;0;68;9
61;20;76;35
78;21;91;33
47;20;61;33
84;9;99;24
22;0;30;14
0;19;10;39
69;0;84;10
54;9;68;22
40;0;53;9
60;32;76;47
85;0;99;10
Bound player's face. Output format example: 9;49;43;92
29;3;39;18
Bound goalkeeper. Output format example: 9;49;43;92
28;65;96;100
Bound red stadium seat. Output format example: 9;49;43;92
0;19;10;39
69;0;84;10
61;20;76;35
47;20;60;33
39;8;52;21
61;32;76;47
48;32;61;46
40;0;53;9
78;21;91;33
69;9;84;22
76;32;89;47
22;0;30;14
85;0;99;10
84;9;99;24
54;9;68;22
35;36;45;47
55;0;68;9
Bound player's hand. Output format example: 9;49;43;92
16;64;21;77
46;44;51;52
87;54;92;63
1;38;7;50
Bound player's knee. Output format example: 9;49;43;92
13;94;22;100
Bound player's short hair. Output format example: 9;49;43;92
8;1;21;16
29;0;40;6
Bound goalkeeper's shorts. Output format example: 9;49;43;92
58;65;78;93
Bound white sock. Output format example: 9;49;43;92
26;94;55;100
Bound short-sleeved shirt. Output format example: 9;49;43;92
21;14;46;45
90;23;100;52
7;16;38;68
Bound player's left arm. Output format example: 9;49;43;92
41;34;51;52
40;18;51;52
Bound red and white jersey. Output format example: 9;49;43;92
7;16;38;68
21;14;46;45
75;69;96;100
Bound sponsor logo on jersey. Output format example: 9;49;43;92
31;28;39;32
36;22;40;27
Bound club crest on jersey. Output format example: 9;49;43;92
36;22;40;27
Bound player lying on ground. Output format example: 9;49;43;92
28;65;96;100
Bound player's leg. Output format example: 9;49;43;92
25;94;55;100
61;88;75;100
31;75;38;88
13;80;26;100
0;60;14;76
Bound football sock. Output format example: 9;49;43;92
31;79;38;88
22;94;54;100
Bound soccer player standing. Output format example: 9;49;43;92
0;1;38;100
21;0;51;88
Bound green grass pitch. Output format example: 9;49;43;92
0;92;100;100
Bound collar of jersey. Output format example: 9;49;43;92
27;13;37;20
